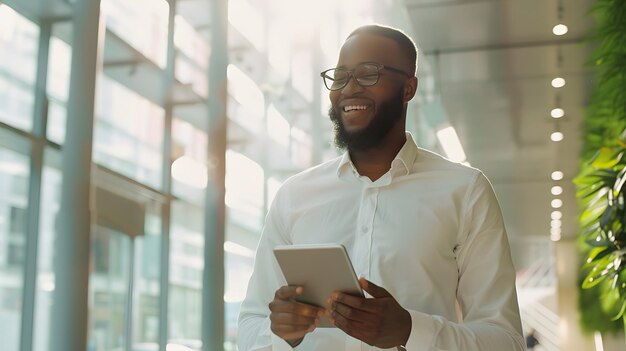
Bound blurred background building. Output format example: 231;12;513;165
0;0;623;350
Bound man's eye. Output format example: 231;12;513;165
332;72;348;81
359;73;378;79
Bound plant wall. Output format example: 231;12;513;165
574;0;626;335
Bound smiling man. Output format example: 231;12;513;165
238;24;525;351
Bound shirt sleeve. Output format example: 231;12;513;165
237;186;296;351
404;171;525;351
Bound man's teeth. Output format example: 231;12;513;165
343;105;368;112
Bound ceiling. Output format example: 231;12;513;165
403;0;596;268
3;0;598;271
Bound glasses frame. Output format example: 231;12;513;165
319;62;412;91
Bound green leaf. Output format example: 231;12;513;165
592;147;622;168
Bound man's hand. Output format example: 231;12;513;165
269;285;326;347
327;278;412;348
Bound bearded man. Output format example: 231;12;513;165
238;24;525;351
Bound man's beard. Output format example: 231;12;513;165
329;89;404;151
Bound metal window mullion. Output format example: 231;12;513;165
20;17;51;351
159;0;177;350
201;0;228;349
125;238;136;351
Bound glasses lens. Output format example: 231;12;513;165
355;64;379;86
324;69;349;90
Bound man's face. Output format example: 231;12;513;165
328;34;411;151
329;85;404;151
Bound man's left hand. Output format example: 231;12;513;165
327;278;412;348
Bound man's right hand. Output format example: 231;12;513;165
269;285;326;347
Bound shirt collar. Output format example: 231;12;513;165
336;132;419;179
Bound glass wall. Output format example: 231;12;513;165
0;143;30;351
0;4;38;132
0;0;408;350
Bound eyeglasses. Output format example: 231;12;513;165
320;62;412;91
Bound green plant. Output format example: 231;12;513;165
575;0;626;337
575;138;626;334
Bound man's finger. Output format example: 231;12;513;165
275;285;304;300
359;278;391;299
332;300;374;322
330;292;379;313
269;300;325;318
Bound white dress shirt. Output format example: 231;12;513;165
238;133;525;351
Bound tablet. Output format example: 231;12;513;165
273;243;364;328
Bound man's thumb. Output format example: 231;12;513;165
359;278;390;298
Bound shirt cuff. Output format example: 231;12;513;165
404;309;437;351
271;333;297;351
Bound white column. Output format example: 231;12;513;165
554;239;595;351
50;1;102;350
201;0;228;350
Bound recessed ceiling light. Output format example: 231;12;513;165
551;186;563;195
553;24;569;36
551;199;563;208
551;132;564;142
551;210;562;220
551;219;562;228
551;108;565;118
550;229;562;241
551;171;564;181
552;77;566;88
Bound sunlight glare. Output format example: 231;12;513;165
436;126;467;163
171;156;208;189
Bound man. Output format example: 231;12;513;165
238;24;525;350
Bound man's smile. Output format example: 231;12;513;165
343;105;370;112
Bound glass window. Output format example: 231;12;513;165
132;204;162;347
174;16;210;70
224;249;254;351
169;200;204;344
174;16;209;99
94;75;164;189
88;225;133;351
171;118;208;205
0;4;38;132
46;35;72;144
33;147;61;351
228;0;266;52
102;0;169;68
267;18;291;76
0;144;30;351
291;126;312;168
292;51;313;102
227;64;264;134
267;104;290;147
225;150;264;231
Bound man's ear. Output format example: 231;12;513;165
403;77;418;103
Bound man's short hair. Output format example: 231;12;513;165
347;24;418;76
